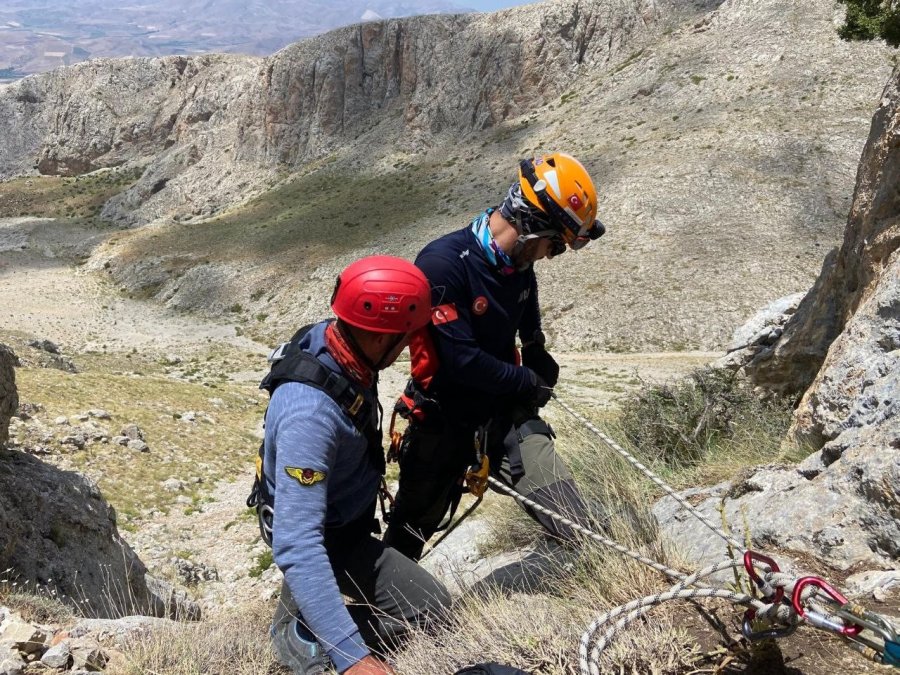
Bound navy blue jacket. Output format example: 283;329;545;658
415;221;542;425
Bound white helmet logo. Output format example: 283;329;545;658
543;170;562;200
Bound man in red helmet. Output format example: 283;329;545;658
249;256;450;675
384;153;606;561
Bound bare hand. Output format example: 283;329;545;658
344;655;395;674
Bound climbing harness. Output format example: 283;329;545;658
419;430;492;560
481;393;900;673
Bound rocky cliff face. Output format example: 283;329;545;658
658;67;900;578
743;66;900;406
0;345;17;448
0;0;667;227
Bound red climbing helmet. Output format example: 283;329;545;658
331;256;432;334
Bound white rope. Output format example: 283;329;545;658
487;398;874;673
551;394;745;552
486;475;697;585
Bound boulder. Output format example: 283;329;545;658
0;448;200;620
653;441;900;573
716;292;804;372
0;345;18;449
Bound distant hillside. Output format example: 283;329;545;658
0;0;895;353
0;0;468;82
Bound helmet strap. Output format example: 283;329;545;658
373;333;407;371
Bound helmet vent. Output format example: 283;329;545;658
363;301;372;311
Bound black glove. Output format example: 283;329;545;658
525;368;553;409
522;342;559;387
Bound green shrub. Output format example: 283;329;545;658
248;550;273;578
837;0;900;46
617;367;793;469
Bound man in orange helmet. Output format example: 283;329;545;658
249;256;450;674
384;153;606;561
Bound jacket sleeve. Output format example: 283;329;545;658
267;383;370;673
417;249;534;396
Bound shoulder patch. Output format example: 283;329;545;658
285;467;327;486
432;303;459;325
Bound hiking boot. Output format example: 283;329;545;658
271;620;329;675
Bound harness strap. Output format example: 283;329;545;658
249;324;385;547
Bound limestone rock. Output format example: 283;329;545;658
844;569;900;601
653;441;900;572
40;641;71;669
0;651;25;675
0;345;17;449
0;618;46;654
716;292;804;372
745;65;900;404
790;251;900;452
0;448;199;620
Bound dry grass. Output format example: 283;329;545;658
14;359;264;522
394;405;707;674
114;601;286;675
393;377;804;674
0;574;75;624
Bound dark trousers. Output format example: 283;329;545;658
273;509;451;657
382;416;590;561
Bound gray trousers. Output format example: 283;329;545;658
382;414;590;561
272;509;451;670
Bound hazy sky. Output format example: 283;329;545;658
462;0;539;11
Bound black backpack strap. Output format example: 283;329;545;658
249;323;388;545
264;350;374;439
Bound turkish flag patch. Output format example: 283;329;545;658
432;303;459;325
472;296;489;315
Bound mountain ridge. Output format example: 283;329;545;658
0;0;895;352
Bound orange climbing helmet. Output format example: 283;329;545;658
517;152;605;250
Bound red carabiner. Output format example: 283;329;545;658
791;576;863;636
743;550;783;604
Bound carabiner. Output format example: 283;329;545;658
792;576;863;636
743;550;783;603
386;410;404;464
835;604;899;644
741;607;798;641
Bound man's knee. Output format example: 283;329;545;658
379;547;452;624
515;427;574;492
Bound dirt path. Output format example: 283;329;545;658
0;218;264;354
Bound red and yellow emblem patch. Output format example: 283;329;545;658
285;467;327;486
